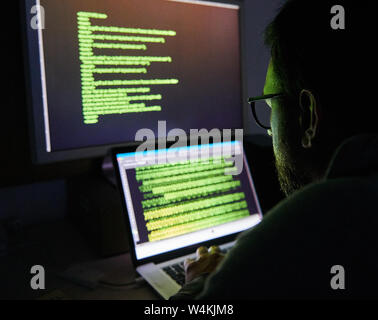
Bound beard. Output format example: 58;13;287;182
273;137;314;197
275;155;305;196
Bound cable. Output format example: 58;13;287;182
98;277;145;288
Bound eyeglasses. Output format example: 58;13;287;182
248;93;284;130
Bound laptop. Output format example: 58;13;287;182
113;140;263;299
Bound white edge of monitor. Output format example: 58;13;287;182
36;0;52;153
167;0;239;10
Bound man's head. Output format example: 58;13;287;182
263;0;377;196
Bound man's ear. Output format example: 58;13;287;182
299;89;319;149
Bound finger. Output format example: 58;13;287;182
209;245;221;254
196;246;208;258
184;257;195;269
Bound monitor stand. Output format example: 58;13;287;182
101;155;117;187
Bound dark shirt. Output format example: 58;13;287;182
171;134;378;300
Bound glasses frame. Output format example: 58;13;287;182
248;93;284;130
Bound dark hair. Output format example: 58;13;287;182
264;0;377;142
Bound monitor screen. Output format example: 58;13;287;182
23;0;244;163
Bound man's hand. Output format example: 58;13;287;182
184;245;225;283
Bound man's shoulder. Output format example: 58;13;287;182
272;173;377;219
198;174;378;299
238;173;378;245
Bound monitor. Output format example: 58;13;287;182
22;0;245;163
114;140;262;260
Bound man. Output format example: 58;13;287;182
171;0;377;299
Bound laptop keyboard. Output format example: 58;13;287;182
163;262;186;285
162;247;231;286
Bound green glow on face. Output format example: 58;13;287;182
263;59;283;98
262;58;285;142
77;11;178;124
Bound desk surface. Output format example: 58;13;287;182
42;254;160;300
0;220;159;300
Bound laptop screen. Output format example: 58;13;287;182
116;141;262;260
